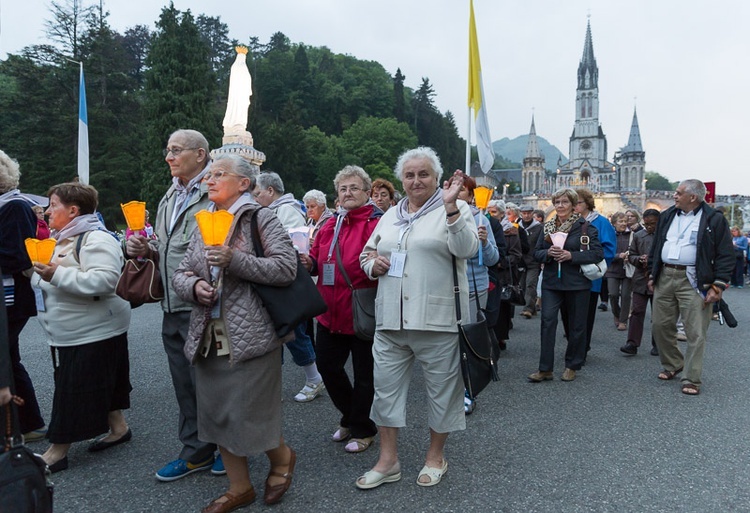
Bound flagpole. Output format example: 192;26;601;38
465;108;472;175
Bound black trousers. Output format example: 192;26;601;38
8;316;44;433
540;289;590;372
315;324;377;439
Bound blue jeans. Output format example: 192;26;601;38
284;322;317;367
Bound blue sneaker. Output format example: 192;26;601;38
211;454;226;476
155;457;213;482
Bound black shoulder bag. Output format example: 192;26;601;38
499;256;526;306
0;400;53;512
249;209;327;338
453;256;499;400
334;243;377;341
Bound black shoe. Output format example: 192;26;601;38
88;428;132;452
620;343;637;356
48;456;69;473
598;303;608;311
650;346;659;356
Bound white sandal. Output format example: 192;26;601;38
331;426;351;442
355;464;401;490
416;459;448;487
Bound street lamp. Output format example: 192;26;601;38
503;183;509;200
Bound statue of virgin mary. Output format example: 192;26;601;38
222;46;252;133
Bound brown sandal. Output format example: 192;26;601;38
681;383;700;395
264;447;296;505
657;368;683;380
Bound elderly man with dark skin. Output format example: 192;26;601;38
647;179;733;396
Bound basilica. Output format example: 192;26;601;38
521;20;645;194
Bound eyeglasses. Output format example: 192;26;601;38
203;170;242;181
338;185;363;194
163;147;198;157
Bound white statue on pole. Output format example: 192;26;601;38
222;46;252;134
739;202;750;231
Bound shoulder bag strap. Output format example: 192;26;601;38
334;243;354;291
469;262;482;320
452;256;462;324
249;209;264;257
580;221;590;251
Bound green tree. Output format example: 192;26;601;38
142;2;220;210
645;171;677;191
339;117;416;183
393;68;406;123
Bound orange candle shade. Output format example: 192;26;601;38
195;210;235;246
473;186;493;210
121;201;147;231
25;238;57;264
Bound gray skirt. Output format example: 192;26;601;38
195;345;282;456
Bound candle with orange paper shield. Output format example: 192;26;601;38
195;210;235;246
473;186;493;266
121;201;147;232
25;238;57;265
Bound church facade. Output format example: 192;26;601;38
521;20;645;194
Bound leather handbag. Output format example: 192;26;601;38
115;257;164;308
580;222;607;280
249;210;328;338
453;257;499;401
623;232;636;278
0;400;53;513
499;257;526;306
334;244;376;340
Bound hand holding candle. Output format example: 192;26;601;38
121;201;147;232
473;186;493;266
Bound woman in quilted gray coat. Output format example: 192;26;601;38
172;155;298;512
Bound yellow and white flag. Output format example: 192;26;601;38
468;0;494;173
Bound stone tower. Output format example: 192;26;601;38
522;115;545;193
619;108;646;190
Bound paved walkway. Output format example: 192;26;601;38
17;287;750;512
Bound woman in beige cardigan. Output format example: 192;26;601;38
357;147;478;489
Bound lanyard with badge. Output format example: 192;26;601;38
322;214;346;286
387;224;409;278
668;212;698;260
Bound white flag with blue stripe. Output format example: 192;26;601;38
78;64;89;185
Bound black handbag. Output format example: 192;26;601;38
249;210;328;338
334;244;376;340
499;257;525;306
453;257;499;401
0;401;53;513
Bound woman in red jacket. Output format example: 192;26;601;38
301;165;382;453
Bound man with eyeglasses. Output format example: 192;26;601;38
126;129;224;481
253;171;326;404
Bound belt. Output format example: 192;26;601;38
663;263;687;270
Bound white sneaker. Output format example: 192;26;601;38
294;381;325;402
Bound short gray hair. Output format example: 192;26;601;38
680;179;706;201
213;154;259;189
505;202;520;217
257;171;285;195
0;150;20;193
303;189;327;206
333;165;372;192
394;147;443;183
169;129;210;155
489;199;505;211
552;188;579;206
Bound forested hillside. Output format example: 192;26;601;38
0;1;465;226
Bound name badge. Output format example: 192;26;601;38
322;263;335;286
33;286;45;312
388;250;407;278
689;229;698;245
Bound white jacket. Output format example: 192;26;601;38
360;202;478;333
35;230;131;347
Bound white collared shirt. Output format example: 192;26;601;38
661;208;702;266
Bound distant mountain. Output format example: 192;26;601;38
492;135;566;171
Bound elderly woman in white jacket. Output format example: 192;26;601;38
32;183;132;473
356;147;478;489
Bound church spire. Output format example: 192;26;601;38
525;114;542;159
623;107;643;153
577;20;598;90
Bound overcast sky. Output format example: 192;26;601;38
1;0;748;195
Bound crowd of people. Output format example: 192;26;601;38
0;132;736;511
